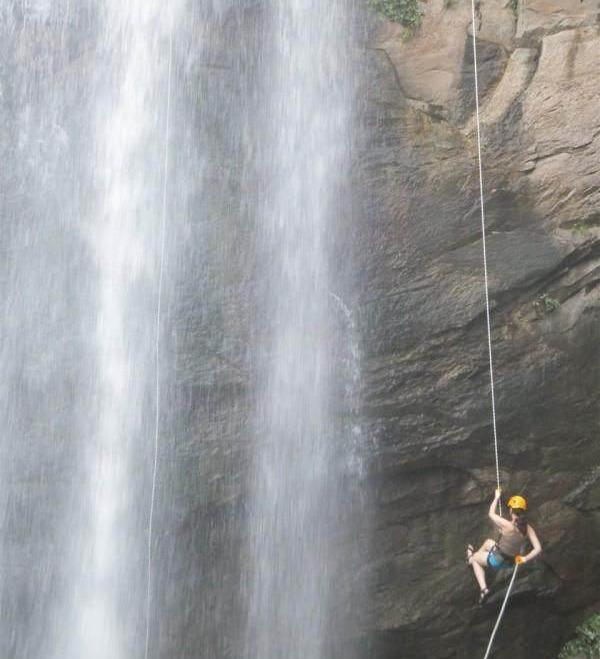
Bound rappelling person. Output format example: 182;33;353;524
466;489;542;604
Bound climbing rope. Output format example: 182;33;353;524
144;18;174;659
470;3;521;657
470;0;501;500
482;564;520;659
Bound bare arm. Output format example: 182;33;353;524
488;489;513;532
520;525;542;563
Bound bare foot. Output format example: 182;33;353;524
466;544;474;565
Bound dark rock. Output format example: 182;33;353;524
352;3;600;656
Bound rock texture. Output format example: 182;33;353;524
516;0;598;40
359;1;600;657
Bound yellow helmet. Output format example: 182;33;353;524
507;495;527;511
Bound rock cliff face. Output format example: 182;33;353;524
357;1;600;657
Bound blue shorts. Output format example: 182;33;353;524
487;548;513;571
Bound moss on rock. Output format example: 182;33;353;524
368;0;423;28
559;614;600;659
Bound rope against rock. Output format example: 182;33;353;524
144;18;174;659
470;0;501;499
482;564;520;659
470;3;520;657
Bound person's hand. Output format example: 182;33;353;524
515;555;526;565
494;488;502;499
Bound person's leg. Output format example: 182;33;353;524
467;539;495;593
469;539;495;565
480;539;495;552
470;558;487;592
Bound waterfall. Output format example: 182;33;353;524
49;3;179;658
243;1;360;657
0;1;364;657
0;3;102;657
68;4;176;658
0;1;179;656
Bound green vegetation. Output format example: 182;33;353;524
534;294;561;315
510;0;519;16
368;0;423;29
559;614;600;659
569;213;600;233
572;221;587;234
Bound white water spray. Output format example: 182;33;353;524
244;1;359;657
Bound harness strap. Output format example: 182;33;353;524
492;545;515;564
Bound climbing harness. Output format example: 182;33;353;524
470;0;520;655
486;546;514;571
144;18;174;659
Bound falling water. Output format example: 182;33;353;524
52;3;178;658
0;0;364;657
0;1;179;657
0;3;101;657
244;1;360;657
75;4;177;658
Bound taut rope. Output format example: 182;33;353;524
470;2;519;656
144;18;174;659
